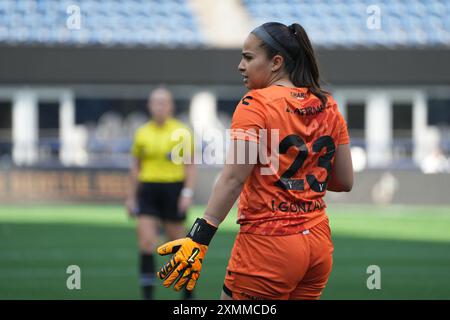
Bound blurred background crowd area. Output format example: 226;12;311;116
0;0;449;204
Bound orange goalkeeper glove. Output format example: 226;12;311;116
156;218;217;292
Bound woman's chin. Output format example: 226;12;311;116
244;81;253;90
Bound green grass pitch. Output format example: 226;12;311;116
0;204;449;299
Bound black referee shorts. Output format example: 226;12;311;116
137;182;186;222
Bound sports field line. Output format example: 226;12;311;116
0;267;138;278
0;249;230;261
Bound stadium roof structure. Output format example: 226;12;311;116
1;45;450;86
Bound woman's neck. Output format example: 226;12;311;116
267;73;295;88
153;118;168;126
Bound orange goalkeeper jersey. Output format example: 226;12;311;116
230;86;350;236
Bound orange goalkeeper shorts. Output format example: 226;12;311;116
223;217;334;300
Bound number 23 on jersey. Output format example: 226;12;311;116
275;134;336;193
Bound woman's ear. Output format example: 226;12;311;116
271;54;284;72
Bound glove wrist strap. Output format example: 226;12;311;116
187;218;217;245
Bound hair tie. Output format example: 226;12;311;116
288;24;297;36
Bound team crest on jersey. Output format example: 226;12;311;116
241;95;253;106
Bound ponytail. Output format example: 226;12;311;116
289;23;328;107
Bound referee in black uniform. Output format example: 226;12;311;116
126;87;196;299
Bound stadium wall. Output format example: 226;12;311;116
1;167;449;205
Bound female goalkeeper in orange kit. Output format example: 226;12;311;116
156;22;354;300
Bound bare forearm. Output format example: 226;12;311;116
202;141;256;228
127;160;140;200
327;144;353;192
203;175;244;227
128;172;139;199
183;164;197;190
327;184;349;192
327;173;352;192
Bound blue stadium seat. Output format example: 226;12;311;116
0;0;205;47
241;0;450;48
1;0;448;48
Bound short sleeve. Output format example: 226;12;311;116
337;112;350;145
130;131;142;158
230;92;266;143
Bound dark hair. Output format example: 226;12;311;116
253;22;328;106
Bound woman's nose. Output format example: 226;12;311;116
238;59;245;72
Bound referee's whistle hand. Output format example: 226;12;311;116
178;195;192;214
125;198;137;219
